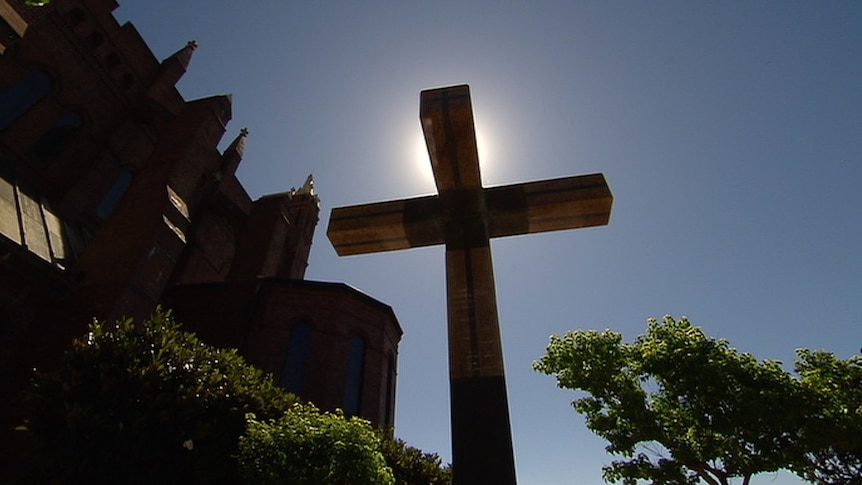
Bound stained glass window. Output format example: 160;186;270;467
344;334;366;416
0;70;51;130
280;322;312;395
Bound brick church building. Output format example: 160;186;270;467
0;0;401;470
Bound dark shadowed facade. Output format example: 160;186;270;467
0;0;401;474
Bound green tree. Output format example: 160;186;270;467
379;434;452;485
27;308;295;484
534;316;814;485
237;404;395;485
793;349;862;484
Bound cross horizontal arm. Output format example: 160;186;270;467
327;173;612;255
327;195;445;256
485;173;613;239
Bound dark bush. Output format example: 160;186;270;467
27;308;294;484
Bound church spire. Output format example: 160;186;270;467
147;40;198;111
152;40;197;90
220;127;248;176
167;40;197;72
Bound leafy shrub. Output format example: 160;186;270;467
27;308;295;484
238;404;394;485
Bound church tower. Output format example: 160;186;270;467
224;175;319;282
280;175;318;280
0;3;401;480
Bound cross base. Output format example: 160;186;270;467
451;376;517;485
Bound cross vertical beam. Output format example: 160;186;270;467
446;243;515;483
327;84;613;484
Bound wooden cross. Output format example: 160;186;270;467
327;84;612;484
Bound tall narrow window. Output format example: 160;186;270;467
43;205;72;268
96;169;134;219
280;322;312;395
383;355;396;427
344;334;366;416
31;110;83;161
18;188;51;262
0;70;51;130
0;176;21;244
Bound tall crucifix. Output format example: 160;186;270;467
327;84;612;484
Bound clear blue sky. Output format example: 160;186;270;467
116;2;861;483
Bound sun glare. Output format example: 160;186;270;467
414;130;434;185
412;125;495;188
475;128;493;182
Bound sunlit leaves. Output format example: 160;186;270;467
534;316;862;485
238;405;394;485
793;350;862;484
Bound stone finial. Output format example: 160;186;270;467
163;40;197;71
219;128;248;175
296;174;314;196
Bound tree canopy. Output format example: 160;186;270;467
534;316;861;485
794;349;862;484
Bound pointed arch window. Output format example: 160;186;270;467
31;110;83;161
280;322;312;395
344;334;366;416
0;70;52;130
96;168;134;219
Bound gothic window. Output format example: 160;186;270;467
31;110;83;161
0;70;52;130
384;355;396;427
280;322;312;395
95;168;134;219
343;334;366;416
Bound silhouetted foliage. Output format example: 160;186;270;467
535;316;862;485
27;308;295;484
380;434;452;485
25;308;453;484
793;349;862;485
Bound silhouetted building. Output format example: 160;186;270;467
0;0;401;474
